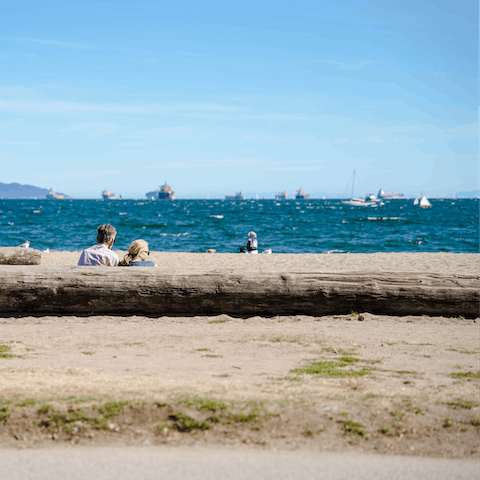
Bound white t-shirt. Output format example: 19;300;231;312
78;244;119;266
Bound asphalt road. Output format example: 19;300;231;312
0;446;477;480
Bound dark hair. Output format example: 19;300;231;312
97;224;117;245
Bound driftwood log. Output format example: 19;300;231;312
0;266;478;317
0;248;41;265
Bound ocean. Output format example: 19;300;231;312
0;198;478;254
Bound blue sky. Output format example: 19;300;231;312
1;0;478;198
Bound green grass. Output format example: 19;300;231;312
38;404;52;414
203;354;223;358
173;396;228;412
389;409;406;421
291;360;370;377
170;411;211;432
446;398;479;410
379;426;390;435
471;418;480;426
229;412;258;424
268;335;303;343
16;399;37;407
81;351;95;355
338;356;359;364
443;417;453;428
0;345;14;358
406;406;424;415
195;348;211;352
450;371;480;379
342;419;366;437
269;376;302;382
0;406;10;421
35;401;131;431
209;319;227;324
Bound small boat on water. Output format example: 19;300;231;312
342;170;376;206
225;192;245;200
413;197;419;205
419;195;432;208
295;188;310;200
101;189;115;200
275;191;288;200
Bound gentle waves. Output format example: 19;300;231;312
0;198;478;254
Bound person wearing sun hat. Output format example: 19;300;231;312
245;231;258;254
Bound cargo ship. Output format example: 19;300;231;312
275;191;288;200
377;188;405;200
295;188;310;200
146;182;175;200
101;189;115;200
47;189;65;200
225;191;245;200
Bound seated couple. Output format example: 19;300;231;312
78;224;156;267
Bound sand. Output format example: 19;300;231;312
0;252;478;456
40;250;480;275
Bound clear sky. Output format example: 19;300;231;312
1;0;478;199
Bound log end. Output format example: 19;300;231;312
0;247;42;265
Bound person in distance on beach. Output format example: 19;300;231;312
78;224;119;266
240;231;258;254
119;239;157;267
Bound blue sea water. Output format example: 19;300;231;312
0;198;478;254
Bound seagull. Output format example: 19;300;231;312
19;241;30;248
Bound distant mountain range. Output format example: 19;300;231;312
0;182;69;199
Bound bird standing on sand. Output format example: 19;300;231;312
19;241;30;248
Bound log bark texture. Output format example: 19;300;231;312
0;266;478;317
0;248;41;265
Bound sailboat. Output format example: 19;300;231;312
342;170;376;206
419;195;432;208
413;197;419;205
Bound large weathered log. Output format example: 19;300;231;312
0;266;478;317
0;248;41;265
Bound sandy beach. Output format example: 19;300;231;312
0;252;478;457
40;250;480;275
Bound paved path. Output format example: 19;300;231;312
0;447;477;480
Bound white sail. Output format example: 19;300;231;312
419;195;431;208
413;197;419;205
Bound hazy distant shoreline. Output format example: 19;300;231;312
1;182;479;200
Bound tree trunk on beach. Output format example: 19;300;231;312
0;248;41;265
0;266;478;318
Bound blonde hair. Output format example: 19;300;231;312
119;239;149;266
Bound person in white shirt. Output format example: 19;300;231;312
78;224;119;266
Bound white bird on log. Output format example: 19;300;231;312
19;241;30;248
